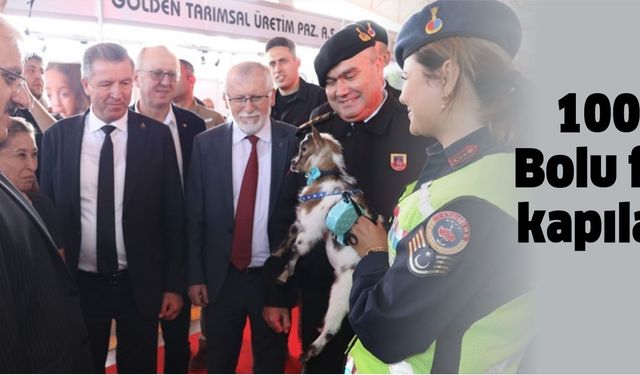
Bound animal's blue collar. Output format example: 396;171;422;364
305;167;341;185
298;188;363;203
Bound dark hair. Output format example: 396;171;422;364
179;59;194;76
0;117;35;149
23;52;43;64
265;37;296;57
413;37;528;146
46;62;90;116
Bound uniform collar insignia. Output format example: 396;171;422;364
447;144;479;167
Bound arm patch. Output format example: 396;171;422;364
404;210;470;277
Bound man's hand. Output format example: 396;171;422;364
188;284;209;307
159;292;183;320
262;306;291;334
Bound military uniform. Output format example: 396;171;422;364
271;78;326;127
180;99;225;129
345;1;531;372
263;21;431;373
346;127;533;373
272;92;430;373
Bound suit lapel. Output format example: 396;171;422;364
219;123;234;213
173;105;191;178
268;121;289;219
0;173;61;255
123;111;147;209
69;113;86;221
173;105;189;158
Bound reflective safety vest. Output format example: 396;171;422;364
346;154;533;374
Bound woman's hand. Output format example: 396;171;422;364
350;216;388;257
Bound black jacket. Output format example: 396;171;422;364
129;104;206;182
40;110;186;318
271;78;327;127
0;173;92;373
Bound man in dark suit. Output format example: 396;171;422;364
187;61;298;373
40;42;185;373
0;15;93;373
133;45;206;374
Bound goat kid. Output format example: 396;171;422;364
272;126;369;362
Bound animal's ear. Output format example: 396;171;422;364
311;124;323;147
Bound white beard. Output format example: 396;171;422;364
232;110;267;135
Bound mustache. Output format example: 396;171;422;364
238;110;262;117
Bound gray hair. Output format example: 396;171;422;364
81;42;134;78
224;61;273;93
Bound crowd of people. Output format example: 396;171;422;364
0;0;533;373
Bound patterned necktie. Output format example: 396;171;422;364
230;135;259;270
97;125;118;275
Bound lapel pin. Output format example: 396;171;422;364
182;123;187;128
141;122;146;130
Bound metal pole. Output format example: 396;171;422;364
97;0;104;41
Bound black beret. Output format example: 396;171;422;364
353;20;388;45
314;23;376;87
394;0;521;68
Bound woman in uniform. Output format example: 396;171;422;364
346;0;534;373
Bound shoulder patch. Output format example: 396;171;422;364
426;211;470;255
406;222;462;277
390;153;407;172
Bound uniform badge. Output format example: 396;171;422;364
366;22;376;38
390;153;407;172
447;144;478;167
426;211;470;255
356;27;372;42
425;6;443;35
406;226;457;277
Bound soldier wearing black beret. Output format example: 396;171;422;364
262;22;430;373
345;1;533;373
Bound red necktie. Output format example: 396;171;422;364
230;135;259;270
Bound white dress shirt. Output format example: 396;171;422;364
78;108;128;272
231;121;272;268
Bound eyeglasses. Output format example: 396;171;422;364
225;92;272;105
0;66;26;94
139;69;180;82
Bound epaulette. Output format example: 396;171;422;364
296;111;335;137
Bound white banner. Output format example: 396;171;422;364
7;0;346;47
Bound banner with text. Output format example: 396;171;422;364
7;0;345;47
